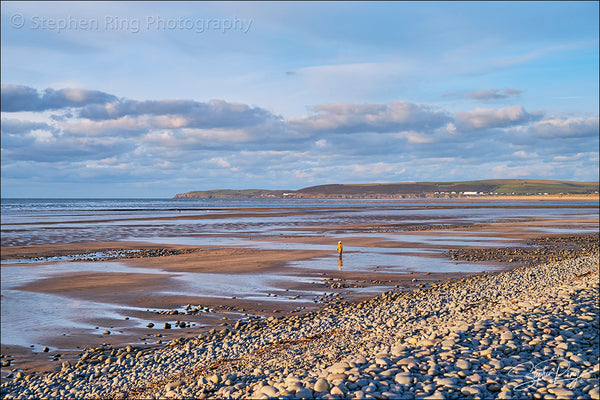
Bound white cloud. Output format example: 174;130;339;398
353;162;404;176
288;101;450;134
491;164;554;178
455;105;541;131
513;151;538;159
210;157;232;168
527;117;598;138
2;84;598;195
552;153;585;162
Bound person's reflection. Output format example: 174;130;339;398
338;256;343;270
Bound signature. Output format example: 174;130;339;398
507;358;597;391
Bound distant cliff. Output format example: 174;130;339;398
174;179;599;199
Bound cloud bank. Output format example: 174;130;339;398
1;84;598;197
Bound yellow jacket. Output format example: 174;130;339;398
337;242;343;254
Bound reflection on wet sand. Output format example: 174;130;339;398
1;199;598;373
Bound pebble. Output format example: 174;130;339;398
548;388;575;398
1;253;598;400
314;378;330;393
261;385;278;397
395;372;412;385
500;331;514;340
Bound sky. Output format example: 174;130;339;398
1;1;598;198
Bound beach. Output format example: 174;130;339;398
1;199;599;398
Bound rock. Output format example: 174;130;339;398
500;331;514;341
314;378;330;393
331;386;345;396
352;355;367;365
295;388;313;398
102;330;111;335
461;386;479;396
424;391;446;399
375;357;390;367
406;337;419;345
418;339;436;346
146;323;154;328
436;377;457;386
165;381;181;391
328;362;349;374
327;373;347;381
397;357;419;366
456;359;471;370
261;385;278;397
497;391;512;399
487;383;501;393
395;372;412;385
164;323;171;329
548;388;575;398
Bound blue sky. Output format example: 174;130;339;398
1;1;598;198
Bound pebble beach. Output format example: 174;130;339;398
2;251;598;399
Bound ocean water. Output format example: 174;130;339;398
1;198;598;350
2;197;598;247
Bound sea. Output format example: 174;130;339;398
2;197;598;247
1;198;598;352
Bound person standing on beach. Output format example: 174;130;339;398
337;241;343;257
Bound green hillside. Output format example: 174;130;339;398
174;180;599;199
173;189;289;199
294;179;599;197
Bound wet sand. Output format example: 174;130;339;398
1;201;598;377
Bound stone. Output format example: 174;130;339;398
327;373;347;381
461;386;480;396
456;359;471;370
395;372;412;385
314;378;330;393
261;385;278;397
497;391;512;399
397;357;419;366
375;357;390;367
500;331;514;341
165;381;181;391
548;388;575;398
587;387;599;398
295;388;313;398
424;391;446;399
328;362;349;374
406;337;419;345
331;386;345;396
